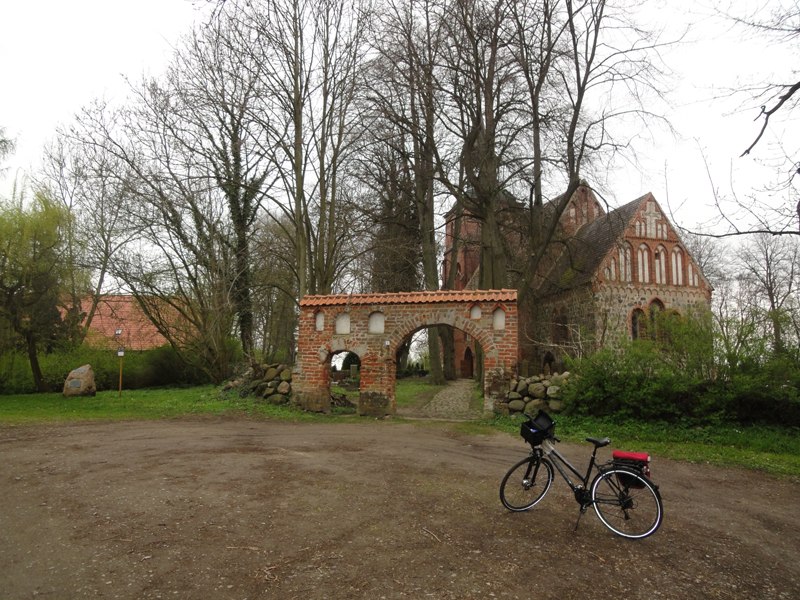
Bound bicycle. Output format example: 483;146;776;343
499;410;663;539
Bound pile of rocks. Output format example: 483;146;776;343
497;372;571;416
223;363;293;405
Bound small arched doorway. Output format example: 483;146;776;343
462;347;474;378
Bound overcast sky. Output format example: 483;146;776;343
0;0;793;232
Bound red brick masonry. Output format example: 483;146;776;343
294;290;519;416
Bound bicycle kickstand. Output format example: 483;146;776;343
573;506;588;532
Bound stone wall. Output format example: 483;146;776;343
497;371;571;416
223;363;294;405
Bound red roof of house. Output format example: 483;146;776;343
83;295;168;351
300;289;517;307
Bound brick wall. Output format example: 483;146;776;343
293;291;519;416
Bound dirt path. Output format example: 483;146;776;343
1;418;798;599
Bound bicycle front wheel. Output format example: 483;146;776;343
591;468;663;539
499;456;554;511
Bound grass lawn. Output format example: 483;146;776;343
1;383;797;479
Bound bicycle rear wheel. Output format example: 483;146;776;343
591;468;663;539
499;456;554;511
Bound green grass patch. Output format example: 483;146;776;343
0;386;321;424
394;378;447;408
482;412;800;479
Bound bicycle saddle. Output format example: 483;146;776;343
586;437;611;448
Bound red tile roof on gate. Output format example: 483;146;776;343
299;289;517;307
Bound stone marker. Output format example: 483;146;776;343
63;364;97;397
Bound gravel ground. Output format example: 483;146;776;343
1;412;798;599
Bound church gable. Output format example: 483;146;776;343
595;194;711;293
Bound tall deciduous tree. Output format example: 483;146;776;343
367;0;449;383
737;233;799;355
238;0;373;297
38;130;138;344
0;193;71;391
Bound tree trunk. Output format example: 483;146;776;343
25;332;46;393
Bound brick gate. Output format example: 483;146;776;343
292;289;518;416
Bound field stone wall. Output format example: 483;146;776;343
223;362;294;405
498;371;571;416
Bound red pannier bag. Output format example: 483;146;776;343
612;450;651;489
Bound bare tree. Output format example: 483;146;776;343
695;1;800;236
366;0;451;382
37;128;138;343
737;232;799;355
235;0;373;297
66;7;274;376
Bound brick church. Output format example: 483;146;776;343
442;185;713;374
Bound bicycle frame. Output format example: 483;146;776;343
539;439;603;497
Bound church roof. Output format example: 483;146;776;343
535;194;650;296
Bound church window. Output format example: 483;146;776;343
654;246;667;284
619;244;632;282
553;310;569;344
688;263;700;287
638;244;651;283
631;308;647;340
671;248;684;285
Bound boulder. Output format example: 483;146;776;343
265;393;288;405
508;399;526;412
528;382;547;399
63;364;97;397
524;398;546;414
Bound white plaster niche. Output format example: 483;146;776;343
335;313;350;334
492;307;506;330
470;305;482;320
315;311;325;331
368;311;385;334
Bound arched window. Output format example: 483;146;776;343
631;308;647;340
604;257;617;281
638;244;651;283
367;311;385;334
688;263;700;287
619;244;632;282
671;248;684;285
553;310;569;344
335;313;350;335
470;304;482;319
315;311;325;332
654;246;667;284
649;300;665;341
492;307;506;330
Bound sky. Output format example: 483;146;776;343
0;0;793;234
